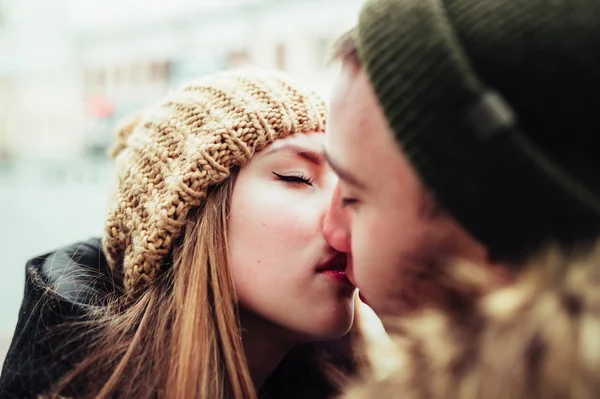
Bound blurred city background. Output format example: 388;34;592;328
0;0;362;364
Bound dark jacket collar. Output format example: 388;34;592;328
0;238;114;398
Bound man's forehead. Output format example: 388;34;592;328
326;69;385;189
327;66;409;188
331;69;376;130
332;64;364;102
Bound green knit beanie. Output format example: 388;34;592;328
355;0;600;262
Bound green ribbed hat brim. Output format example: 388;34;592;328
355;0;600;260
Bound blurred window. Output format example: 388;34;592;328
314;36;331;67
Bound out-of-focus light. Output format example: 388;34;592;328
87;95;114;119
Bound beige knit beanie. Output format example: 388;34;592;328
103;68;327;294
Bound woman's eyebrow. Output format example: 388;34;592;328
261;144;324;166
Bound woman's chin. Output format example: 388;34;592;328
300;307;355;342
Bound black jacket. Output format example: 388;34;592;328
0;238;113;399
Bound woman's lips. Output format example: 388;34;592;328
317;253;356;288
319;269;354;286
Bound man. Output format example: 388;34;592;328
322;0;600;397
323;0;600;318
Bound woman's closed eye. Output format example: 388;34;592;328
272;171;314;186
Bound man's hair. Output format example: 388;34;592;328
330;29;360;67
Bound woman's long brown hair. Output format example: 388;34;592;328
49;173;367;399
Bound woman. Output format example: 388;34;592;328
0;68;368;399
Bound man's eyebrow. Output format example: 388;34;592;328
323;151;366;189
261;144;324;166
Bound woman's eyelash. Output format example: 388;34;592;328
272;172;314;186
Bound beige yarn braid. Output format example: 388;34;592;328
102;68;327;294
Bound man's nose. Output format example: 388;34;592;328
322;183;352;253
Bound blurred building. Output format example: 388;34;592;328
0;0;361;162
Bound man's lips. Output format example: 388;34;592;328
335;255;368;304
343;254;357;286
